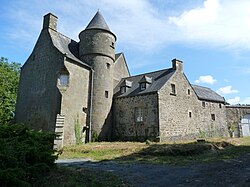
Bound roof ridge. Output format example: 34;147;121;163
122;68;173;79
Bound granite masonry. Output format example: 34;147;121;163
16;11;247;148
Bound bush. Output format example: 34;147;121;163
0;123;57;186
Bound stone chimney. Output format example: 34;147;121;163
172;58;183;72
43;13;58;31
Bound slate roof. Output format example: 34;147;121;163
85;11;110;31
114;68;175;98
192;84;225;103
50;31;90;68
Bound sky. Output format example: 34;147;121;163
0;0;250;105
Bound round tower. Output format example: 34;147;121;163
78;11;116;141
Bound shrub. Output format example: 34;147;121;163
0;123;57;186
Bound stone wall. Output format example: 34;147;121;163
226;106;250;137
15;29;64;133
59;59;90;146
158;69;228;141
113;93;159;141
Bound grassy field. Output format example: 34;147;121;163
59;137;250;165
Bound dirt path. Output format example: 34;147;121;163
56;153;250;187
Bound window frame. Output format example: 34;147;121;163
170;84;176;95
135;107;143;123
140;82;146;91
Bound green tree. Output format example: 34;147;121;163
0;57;21;124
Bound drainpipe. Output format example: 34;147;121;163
87;68;94;143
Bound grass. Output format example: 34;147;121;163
33;166;128;187
59;137;250;165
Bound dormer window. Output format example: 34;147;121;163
139;75;152;91
120;79;132;94
140;82;146;90
120;86;126;94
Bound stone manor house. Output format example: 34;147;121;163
16;11;238;148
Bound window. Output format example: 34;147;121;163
140;82;146;91
120;87;126;94
59;74;69;86
189;111;192;118
105;91;109;98
188;89;190;95
202;101;205;107
211;114;215;121
106;63;110;69
219;104;222;108
135;107;143;122
171;84;176;95
110;42;115;49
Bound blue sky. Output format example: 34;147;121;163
1;0;250;104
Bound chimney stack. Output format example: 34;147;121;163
43;13;58;31
172;58;183;72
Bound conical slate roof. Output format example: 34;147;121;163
85;11;110;31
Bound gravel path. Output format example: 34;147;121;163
56;153;250;187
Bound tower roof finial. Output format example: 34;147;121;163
85;11;110;31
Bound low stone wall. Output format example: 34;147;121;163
226;106;250;137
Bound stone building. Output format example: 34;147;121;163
15;12;229;148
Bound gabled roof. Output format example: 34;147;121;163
114;68;175;98
50;31;90;68
192;84;225;103
85;11;110;31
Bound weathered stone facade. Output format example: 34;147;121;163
16;12;230;147
113;93;159;141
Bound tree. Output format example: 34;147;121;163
0;57;21;124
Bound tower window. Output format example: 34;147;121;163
219;104;222;108
110;42;115;49
105;91;109;98
189;111;192;118
106;63;110;69
211;114;215;121
188;89;190;95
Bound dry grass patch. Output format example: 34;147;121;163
59;137;250;165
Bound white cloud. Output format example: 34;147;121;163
195;75;216;84
227;97;241;105
168;0;250;50
227;96;250;105
217;86;238;95
4;0;250;53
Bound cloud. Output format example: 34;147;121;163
168;0;250;50
227;97;241;105
3;0;250;55
227;96;250;105
217;86;238;95
195;75;216;84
